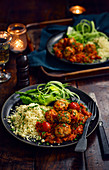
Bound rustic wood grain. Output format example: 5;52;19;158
77;77;109;168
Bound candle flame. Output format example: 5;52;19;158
75;9;80;14
15;39;24;48
69;5;86;14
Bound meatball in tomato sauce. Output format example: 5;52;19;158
63;46;75;59
45;109;58;123
53;99;69;111
67;37;76;46
55;123;71;138
57;110;71;124
68;109;80;122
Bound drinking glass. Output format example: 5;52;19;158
0;31;12;83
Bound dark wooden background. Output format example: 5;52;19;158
0;0;109;28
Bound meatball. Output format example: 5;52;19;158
63;46;75;59
84;44;96;53
68;109;85;123
68;109;80;123
58;38;65;47
45;109;58;123
53;39;64;49
57;110;71;124
67;37;76;46
53;99;69;111
56;38;68;48
58;38;64;44
54;48;63;59
75;43;84;52
55;123;71;138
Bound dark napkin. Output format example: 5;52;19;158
28;12;109;71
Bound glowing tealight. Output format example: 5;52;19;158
7;23;27;53
69;5;86;15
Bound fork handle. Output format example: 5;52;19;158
98;121;109;159
75;119;91;152
82;118;91;137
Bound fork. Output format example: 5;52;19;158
74;101;97;152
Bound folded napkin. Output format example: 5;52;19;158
28;12;109;71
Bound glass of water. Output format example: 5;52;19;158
0;31;12;83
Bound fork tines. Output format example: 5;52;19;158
88;101;97;120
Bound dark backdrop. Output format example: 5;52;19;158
0;0;109;27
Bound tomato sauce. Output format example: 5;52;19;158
35;99;92;144
53;37;101;63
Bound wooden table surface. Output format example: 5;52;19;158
0;19;109;170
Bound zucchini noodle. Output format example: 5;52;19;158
16;81;80;106
67;19;109;44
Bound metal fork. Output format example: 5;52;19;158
75;101;97;152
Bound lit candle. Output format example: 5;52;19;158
7;23;27;53
69;5;86;15
74;8;81;14
10;38;25;53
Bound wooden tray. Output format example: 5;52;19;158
40;66;109;81
26;18;109;81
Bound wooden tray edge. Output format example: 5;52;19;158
40;66;109;79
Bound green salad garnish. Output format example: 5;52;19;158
16;81;80;106
67;19;108;44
